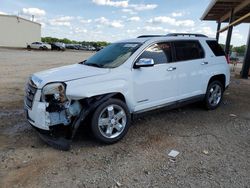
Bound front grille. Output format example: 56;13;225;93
25;82;37;109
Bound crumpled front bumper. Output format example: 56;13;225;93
25;101;50;130
28;121;72;151
24;97;72;151
25;107;72;151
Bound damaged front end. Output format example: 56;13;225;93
41;83;82;128
25;79;114;150
25;81;83;150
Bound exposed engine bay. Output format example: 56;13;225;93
41;83;82;127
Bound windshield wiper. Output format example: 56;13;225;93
79;60;86;64
84;62;103;68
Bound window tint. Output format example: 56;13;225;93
173;41;204;61
206;40;225;56
138;42;172;64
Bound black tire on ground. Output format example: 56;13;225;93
91;98;131;144
204;80;224;110
39;46;44;50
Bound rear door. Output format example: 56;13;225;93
172;40;207;99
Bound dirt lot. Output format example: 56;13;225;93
0;48;249;188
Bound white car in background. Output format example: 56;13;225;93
27;42;51;50
24;33;230;150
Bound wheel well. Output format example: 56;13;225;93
84;92;126;105
208;74;226;89
111;93;126;103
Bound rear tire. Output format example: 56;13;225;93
204;80;224;110
91;98;131;144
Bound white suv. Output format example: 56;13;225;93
24;33;230;150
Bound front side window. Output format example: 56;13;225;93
84;42;141;68
137;42;172;64
173;41;204;61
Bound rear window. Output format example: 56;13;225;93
173;41;205;62
206;40;225;56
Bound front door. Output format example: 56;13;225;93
132;42;180;112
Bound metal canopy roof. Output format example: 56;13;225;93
201;0;250;23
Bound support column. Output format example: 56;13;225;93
241;26;250;79
216;21;221;42
225;9;234;55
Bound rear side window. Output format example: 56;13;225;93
206;40;225;56
173;41;205;62
138;42;172;64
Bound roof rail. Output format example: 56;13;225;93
137;35;165;38
137;33;208;39
166;33;208;37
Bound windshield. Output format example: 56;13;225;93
84;42;141;68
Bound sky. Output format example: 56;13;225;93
0;0;249;46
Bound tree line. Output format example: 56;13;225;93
42;37;246;55
220;44;246;56
41;37;110;48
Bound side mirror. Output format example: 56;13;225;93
134;58;155;68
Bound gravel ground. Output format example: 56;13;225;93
0;48;249;188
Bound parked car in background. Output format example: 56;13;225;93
76;44;83;50
65;44;80;50
65;44;74;49
96;46;104;51
79;45;88;50
27;42;51;50
50;42;65;51
87;46;96;51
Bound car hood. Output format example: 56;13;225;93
32;64;110;88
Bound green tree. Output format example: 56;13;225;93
232;45;246;55
42;37;110;47
219;44;233;52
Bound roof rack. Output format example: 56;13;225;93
137;33;208;39
137;35;165;38
166;33;208;37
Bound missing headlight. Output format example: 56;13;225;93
42;83;67;103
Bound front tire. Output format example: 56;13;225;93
91;98;131;144
204;80;224;110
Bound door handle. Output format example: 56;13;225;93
167;67;176;71
201;62;208;65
